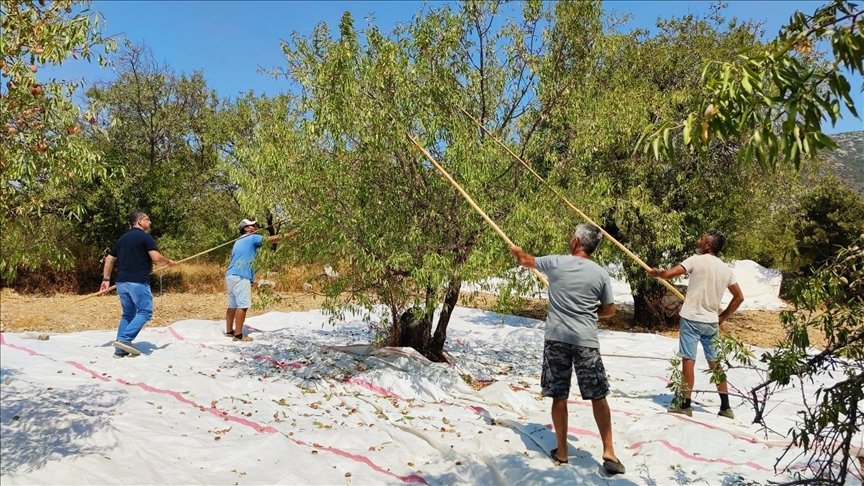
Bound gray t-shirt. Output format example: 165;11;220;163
535;255;615;348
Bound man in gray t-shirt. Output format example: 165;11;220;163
511;224;624;475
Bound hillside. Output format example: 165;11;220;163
827;131;864;193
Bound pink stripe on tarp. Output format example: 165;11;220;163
344;378;404;400
115;378;278;434
167;327;184;341
546;423;602;439
670;414;760;444
0;334;47;358
629;439;770;471
291;438;427;484
68;361;110;382
244;325;261;332
466;405;488;415
567;398;642;418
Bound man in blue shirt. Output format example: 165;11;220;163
510;224;624;475
100;211;175;358
225;219;293;341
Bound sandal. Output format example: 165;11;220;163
602;458;625;475
233;334;253;342
549;447;568;466
224;331;235;338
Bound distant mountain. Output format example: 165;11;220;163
826;131;864;193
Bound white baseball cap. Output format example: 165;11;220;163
238;218;258;230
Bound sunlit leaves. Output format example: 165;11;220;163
642;0;862;170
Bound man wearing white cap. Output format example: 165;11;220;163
224;219;286;341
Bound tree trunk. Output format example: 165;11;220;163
632;282;681;328
396;307;433;355
428;278;461;363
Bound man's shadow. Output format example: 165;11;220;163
101;341;169;356
507;420;637;481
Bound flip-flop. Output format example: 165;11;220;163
602;458;625;475
233;334;253;342
549;447;568;466
224;331;235;338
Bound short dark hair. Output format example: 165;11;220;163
705;229;727;254
128;211;147;227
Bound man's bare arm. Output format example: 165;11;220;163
719;283;744;325
648;265;686;280
510;246;536;269
148;250;176;266
598;302;616;319
100;255;116;292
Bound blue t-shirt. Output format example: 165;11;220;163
109;228;158;284
226;234;265;281
534;255;615;348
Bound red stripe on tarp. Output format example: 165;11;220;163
629;439;770;471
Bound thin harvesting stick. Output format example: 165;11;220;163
405;132;549;288
457;106;685;301
78;228;297;302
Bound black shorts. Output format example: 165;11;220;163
541;340;609;400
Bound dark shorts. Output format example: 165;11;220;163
541;340;610;400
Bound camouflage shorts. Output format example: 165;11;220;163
541;340;609;400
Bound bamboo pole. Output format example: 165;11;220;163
404;132;549;288
457;106;686;302
78;228;297;302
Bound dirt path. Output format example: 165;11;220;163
0;288;824;349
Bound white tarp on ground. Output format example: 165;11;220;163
2;307;859;485
462;259;786;310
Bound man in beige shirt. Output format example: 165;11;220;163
649;230;744;418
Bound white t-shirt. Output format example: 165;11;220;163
679;254;736;323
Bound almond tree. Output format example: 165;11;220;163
1;0;116;281
229;1;599;360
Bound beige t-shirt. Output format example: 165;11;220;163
679;254;736;323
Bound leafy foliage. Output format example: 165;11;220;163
229;1;608;359
81;43;240;259
759;237;862;484
641;0;863;170
792;180;864;272
539;10;796;326
1;0;116;281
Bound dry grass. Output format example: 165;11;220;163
153;262;327;293
0;283;825;350
0;287;327;333
457;293;828;350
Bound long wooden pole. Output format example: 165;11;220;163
404;132;549;288
77;228;296;302
457;106;685;301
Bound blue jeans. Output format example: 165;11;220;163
678;317;719;362
115;282;153;344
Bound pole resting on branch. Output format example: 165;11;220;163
404;131;549;288
457;106;685;302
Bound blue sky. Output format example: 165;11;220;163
53;1;862;133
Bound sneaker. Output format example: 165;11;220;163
668;405;693;417
233;334;253;342
113;341;141;357
718;408;735;419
